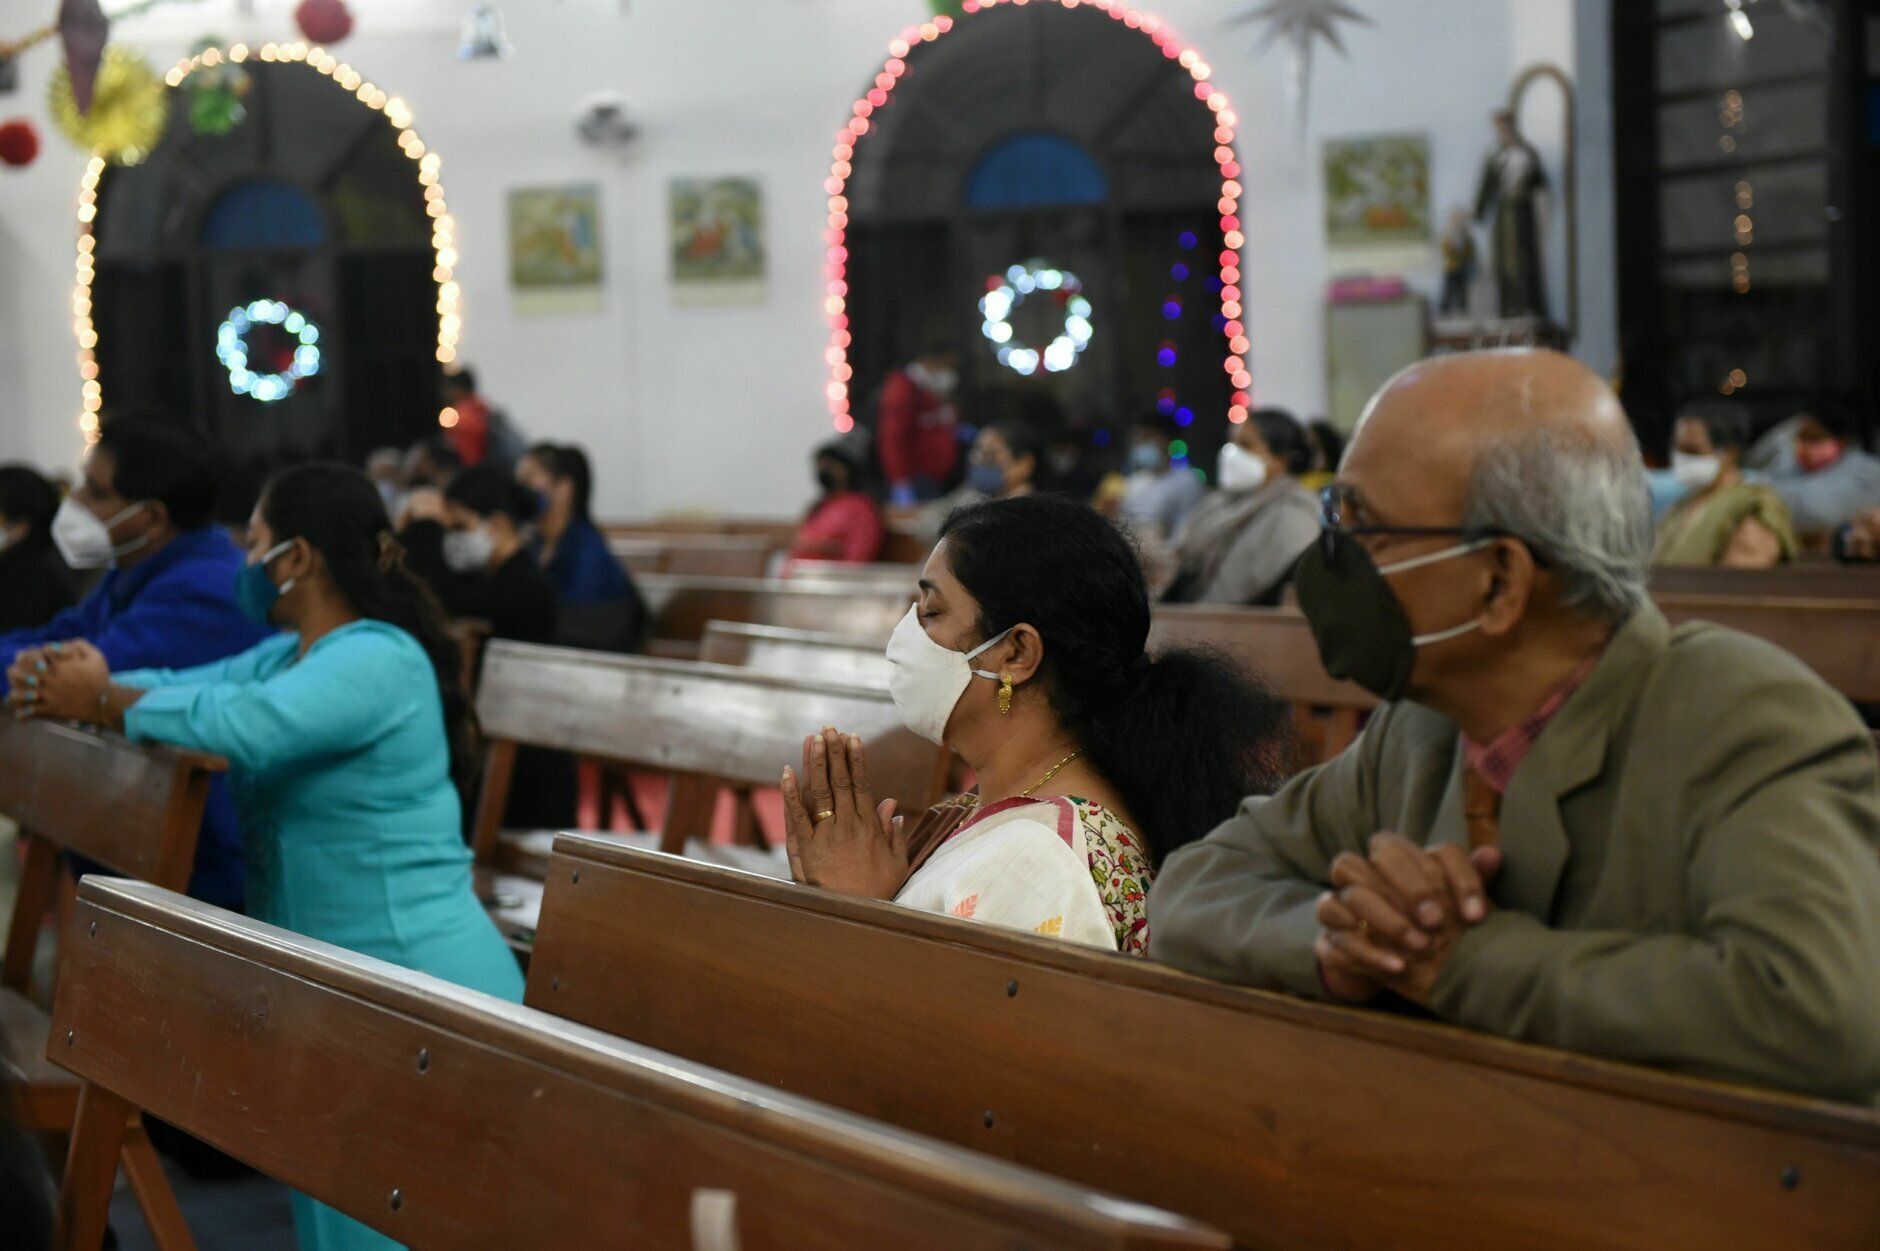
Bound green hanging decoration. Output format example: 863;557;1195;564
183;34;249;136
927;0;966;16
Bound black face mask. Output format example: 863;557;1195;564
1293;528;1491;703
817;470;842;495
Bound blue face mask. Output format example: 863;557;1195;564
1128;444;1165;474
234;539;297;626
968;463;1007;496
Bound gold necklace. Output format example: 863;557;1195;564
1021;749;1082;797
958;750;1084;812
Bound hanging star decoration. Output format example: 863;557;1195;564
1231;0;1372;157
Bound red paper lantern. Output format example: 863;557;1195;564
295;0;354;45
0;119;39;169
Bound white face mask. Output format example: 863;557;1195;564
442;525;496;573
908;361;958;398
1217;442;1269;493
1378;537;1497;647
52;497;149;569
1670;452;1721;491
885;605;1014;745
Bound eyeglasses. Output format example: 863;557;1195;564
1316;484;1547;566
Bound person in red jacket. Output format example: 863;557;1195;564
440;366;491;467
877;342;961;506
790;440;885;567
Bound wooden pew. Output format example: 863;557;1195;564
786;561;922;589
51;878;1225;1251
0;717;225;1250
528;836;1880;1251
1649;564;1880;601
699;621;892;689
1653;594;1880;702
448;616;491;693
1149;605;1374;762
469;642;949;939
636;574;912;655
609;535;774;579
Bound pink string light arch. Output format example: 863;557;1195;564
821;0;1249;434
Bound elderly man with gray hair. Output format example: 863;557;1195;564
1149;348;1880;1106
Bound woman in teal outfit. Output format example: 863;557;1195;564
10;463;520;1251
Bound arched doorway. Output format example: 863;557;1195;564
825;0;1246;477
73;42;457;463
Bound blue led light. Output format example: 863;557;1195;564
1171;262;1191;282
1178;231;1198;250
1162;300;1183;321
216;299;323;403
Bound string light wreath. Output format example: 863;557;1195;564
216;299;322;402
978;260;1094;377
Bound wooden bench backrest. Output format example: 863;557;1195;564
528;838;1880;1251
699;621;892;689
636;574;913;647
609;536;774;579
786;561;922;588
1652;594;1880;702
470;642;948;860
51;878;1223;1251
1649;565;1880;601
1156;599;1880;708
0;718;224;992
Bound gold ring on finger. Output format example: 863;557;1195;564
816;810;835;822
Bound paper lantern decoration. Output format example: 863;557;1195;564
49;45;168;165
295;0;354;46
0;118;39;167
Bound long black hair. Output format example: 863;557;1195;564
0;465;61;555
527;442;597;522
939;494;1293;863
259;464;477;806
446;463;539;525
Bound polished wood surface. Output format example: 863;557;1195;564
785;561;923;588
469;642;948;868
608;535;774;579
635;575;912;646
528;837;1880;1251
1648;564;1880;601
51;878;1226;1251
699;621;892;688
0;718;222;1250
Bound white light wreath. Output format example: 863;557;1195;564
979;261;1094;377
217;300;323;403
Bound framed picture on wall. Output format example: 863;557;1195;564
1323;133;1433;276
669;177;765;307
508;184;605;315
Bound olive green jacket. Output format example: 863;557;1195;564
1148;607;1880;1106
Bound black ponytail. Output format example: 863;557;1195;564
939;495;1294;864
259;463;478;809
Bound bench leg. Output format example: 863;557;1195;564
122;1116;198;1251
56;1083;130;1251
2;833;59;994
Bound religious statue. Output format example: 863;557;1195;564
1474;108;1548;321
1439;206;1476;317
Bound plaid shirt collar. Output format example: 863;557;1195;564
1459;650;1604;794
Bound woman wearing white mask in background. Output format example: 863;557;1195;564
1162;407;1321;606
1652;401;1798;568
779;495;1291;954
439;464;577;829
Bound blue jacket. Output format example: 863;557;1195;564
543;516;637;603
0;527;273;910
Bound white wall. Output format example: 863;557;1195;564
0;0;1605;518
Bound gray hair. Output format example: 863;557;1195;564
1462;421;1653;622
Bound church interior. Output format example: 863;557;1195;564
1;2;1878;1248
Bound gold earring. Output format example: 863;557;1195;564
998;675;1014;716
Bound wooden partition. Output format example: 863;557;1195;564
0;717;225;1249
608;535;774;579
528;837;1880;1251
635;575;912;651
785;561;922;589
50;878;1224;1251
469;642;949;940
1648;564;1880;601
699;621;892;688
1653;594;1880;702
